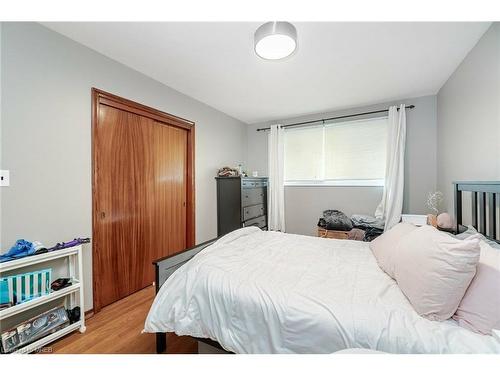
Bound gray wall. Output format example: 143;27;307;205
0;23;2;248
0;23;247;310
437;23;500;217
246;95;437;236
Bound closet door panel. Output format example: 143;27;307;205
167;125;188;255
95;106;157;307
151;123;187;261
93;90;193;311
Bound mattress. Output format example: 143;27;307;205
144;227;500;354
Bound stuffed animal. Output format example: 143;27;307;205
437;213;454;230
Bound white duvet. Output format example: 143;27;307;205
144;227;500;354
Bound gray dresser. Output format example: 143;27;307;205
215;176;268;236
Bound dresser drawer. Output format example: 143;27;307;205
242;204;265;221
243;215;267;229
242;188;266;207
242;179;268;188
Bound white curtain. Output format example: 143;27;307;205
268;124;286;232
375;105;407;231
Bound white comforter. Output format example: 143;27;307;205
144;227;500;354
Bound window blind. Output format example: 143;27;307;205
284;117;387;185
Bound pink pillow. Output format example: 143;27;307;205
453;240;500;335
369;222;417;278
394;226;480;321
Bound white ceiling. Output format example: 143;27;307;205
42;22;490;124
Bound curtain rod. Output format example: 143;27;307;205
256;105;415;132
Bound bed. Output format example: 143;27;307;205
144;181;500;354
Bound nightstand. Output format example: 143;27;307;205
401;214;428;226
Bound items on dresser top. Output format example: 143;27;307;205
217;166;239;177
216;176;268;236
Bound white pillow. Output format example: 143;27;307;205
369;222;417;278
453;240;500;335
394;225;480;321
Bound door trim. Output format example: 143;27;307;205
91;88;196;313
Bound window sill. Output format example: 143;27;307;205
284;180;384;187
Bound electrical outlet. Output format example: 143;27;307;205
0;170;10;186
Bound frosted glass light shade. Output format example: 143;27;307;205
254;22;297;60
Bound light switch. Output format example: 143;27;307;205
0;170;10;186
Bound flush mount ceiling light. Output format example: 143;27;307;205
254;21;297;60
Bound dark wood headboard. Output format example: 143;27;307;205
454;181;500;243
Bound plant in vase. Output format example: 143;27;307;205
426;191;444;227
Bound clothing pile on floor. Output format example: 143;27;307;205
317;210;385;242
350;214;385;241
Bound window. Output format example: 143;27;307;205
284;117;388;186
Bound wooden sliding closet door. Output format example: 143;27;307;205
153;124;188;255
92;89;194;312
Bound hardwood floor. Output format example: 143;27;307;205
45;286;197;354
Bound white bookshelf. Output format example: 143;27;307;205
0;245;86;353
